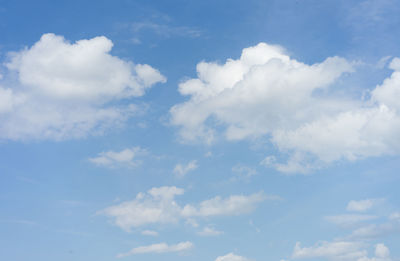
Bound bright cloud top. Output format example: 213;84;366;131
117;241;193;258
0;33;166;140
88;147;146;167
99;186;272;232
171;42;400;173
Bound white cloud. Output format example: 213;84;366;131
181;192;268;217
170;42;400;173
88;147;146;167
292;241;392;261
99;186;184;231
117;241;193;258
173;160;198;178
100;186;273;232
0;33;166;141
170;42;353;144
347;199;382;212
141;230;158;236
215;253;250;261
197;226;223;236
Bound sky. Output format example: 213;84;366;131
0;0;400;260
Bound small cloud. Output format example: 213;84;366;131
88;147;146;168
173;160;198;178
141;230;158;236
215;253;250;261
197;226;223;236
231;164;257;181
205;151;213;158
346;198;384;212
117;241;193;258
131;21;202;38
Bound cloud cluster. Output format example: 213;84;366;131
0;33;166;140
170;42;400;173
287;197;399;260
99;186;271;232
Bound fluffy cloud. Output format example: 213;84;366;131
117;241;193;258
173;160;198;177
170;42;400;173
292;241;391;261
99;186;272;232
88;147;146;167
215;253;250;261
0;33;166;140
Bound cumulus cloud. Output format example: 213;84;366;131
215;253;250;261
99;186;273;232
0;33;166;140
292;241;391;261
117;241;193;258
170;42;400;173
88;147;146;167
173;160;198;177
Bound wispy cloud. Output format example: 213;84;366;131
88;147;147;168
117;241;193;258
173;160;198;178
131;21;202;38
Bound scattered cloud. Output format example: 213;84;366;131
141;230;158;236
117;241;193;258
181;192;268;217
99;186;275;232
88;147;146;168
131;21;202;38
197;226;223;236
292;241;392;261
215;253;250;261
170;42;400;174
231;164;257;181
347;199;383;212
173;160;198;178
0;33;166;141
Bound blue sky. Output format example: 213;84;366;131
1;0;400;260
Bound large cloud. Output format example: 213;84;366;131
0;33;166;140
170;43;400;173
